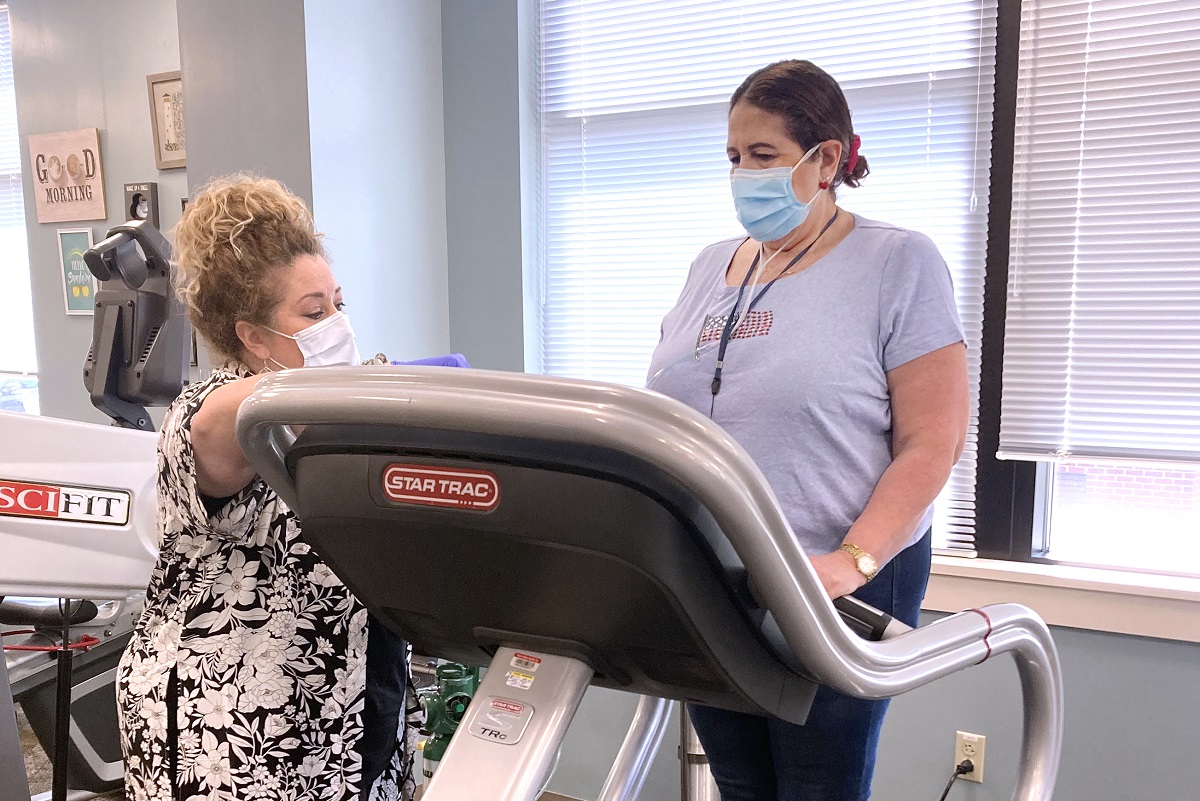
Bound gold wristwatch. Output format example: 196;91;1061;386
839;543;879;582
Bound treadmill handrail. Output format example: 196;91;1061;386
236;366;1062;801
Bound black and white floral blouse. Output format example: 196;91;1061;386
116;368;419;801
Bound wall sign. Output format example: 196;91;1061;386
29;128;107;223
57;228;96;316
123;181;160;229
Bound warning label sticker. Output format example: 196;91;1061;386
505;671;534;691
511;652;541;672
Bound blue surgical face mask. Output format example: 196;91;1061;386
730;144;822;242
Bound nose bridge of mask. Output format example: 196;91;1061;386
296;309;344;340
730;142;821;186
266;311;359;367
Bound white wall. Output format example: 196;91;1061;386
305;0;450;361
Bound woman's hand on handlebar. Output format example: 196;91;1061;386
809;550;869;600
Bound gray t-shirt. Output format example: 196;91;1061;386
645;215;964;556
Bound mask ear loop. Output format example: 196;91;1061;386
259;356;288;374
798;143;832;192
257;321;296;373
794;143;821;169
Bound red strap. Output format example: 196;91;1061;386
2;634;100;653
967;608;993;663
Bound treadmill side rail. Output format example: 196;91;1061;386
596;695;672;801
423;648;592;801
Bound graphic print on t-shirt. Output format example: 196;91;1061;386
697;309;774;344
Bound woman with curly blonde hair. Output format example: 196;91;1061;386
116;175;417;801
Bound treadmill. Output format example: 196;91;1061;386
237;365;1064;801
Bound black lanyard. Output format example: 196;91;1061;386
710;209;840;404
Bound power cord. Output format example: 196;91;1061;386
936;759;975;801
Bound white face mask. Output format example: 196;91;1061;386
265;311;360;369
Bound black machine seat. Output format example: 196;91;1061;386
0;597;98;628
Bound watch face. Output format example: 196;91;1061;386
859;554;878;576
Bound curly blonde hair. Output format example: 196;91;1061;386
174;175;325;363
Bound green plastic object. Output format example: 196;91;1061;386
419;662;481;778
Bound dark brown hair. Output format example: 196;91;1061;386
730;60;869;188
173;175;325;363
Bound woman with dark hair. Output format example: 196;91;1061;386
647;60;969;800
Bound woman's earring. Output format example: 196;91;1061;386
819;177;832;190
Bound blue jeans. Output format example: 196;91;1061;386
688;530;932;801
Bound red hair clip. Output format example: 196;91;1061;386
845;134;861;175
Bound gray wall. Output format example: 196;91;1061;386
305;0;450;361
549;689;681;800
442;0;528;371
546;622;1200;801
11;0;188;423
871;616;1200;801
176;0;312;204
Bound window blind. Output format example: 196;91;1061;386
1000;0;1200;464
0;4;37;375
538;0;997;555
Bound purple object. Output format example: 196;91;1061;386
391;354;470;369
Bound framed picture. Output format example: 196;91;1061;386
57;228;96;315
147;70;186;170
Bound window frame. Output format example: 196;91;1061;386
972;0;1039;563
973;0;1200;575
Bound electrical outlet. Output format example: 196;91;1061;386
954;731;986;783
